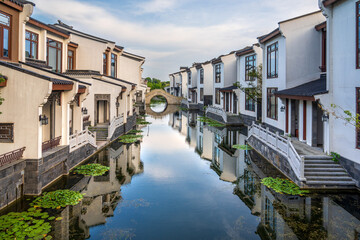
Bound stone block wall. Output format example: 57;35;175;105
67;144;97;170
339;157;360;187
0;160;26;209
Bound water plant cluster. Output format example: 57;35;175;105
129;129;144;134
261;177;309;196
136;116;151;125
197;116;225;127
31;190;84;209
72;163;110;176
119;132;143;144
232;144;253;150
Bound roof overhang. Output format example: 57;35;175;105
3;0;23;11
315;21;326;31
323;0;342;7
68;42;79;48
236;47;255;57
258;29;281;44
274;94;315;101
52;83;73;91
28;18;70;39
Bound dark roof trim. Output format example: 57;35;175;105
68;42;78;48
53;23;115;44
278;10;322;24
274;78;328;100
323;0;342;7
0;60;75;87
92;77;126;88
3;0;23;11
315;21;326;31
65;70;101;76
220;86;237;92
236;46;254;57
122;51;145;62
212;58;222;64
116;45;124;50
103;75;136;86
258;28;281;44
28;18;70;39
20;61;92;86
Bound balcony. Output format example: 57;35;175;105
0;147;26;167
42;136;62;152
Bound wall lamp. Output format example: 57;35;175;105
39;115;49;125
280;106;286;112
116;102;120;108
322;113;329;122
82;107;88;115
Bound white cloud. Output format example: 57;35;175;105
136;0;178;14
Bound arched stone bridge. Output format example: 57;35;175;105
145;89;182;105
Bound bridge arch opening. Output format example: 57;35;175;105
149;95;168;113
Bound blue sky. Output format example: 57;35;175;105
32;0;320;81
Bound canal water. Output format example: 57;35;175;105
2;103;360;240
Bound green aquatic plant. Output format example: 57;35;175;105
128;129;144;134
72;163;110;176
136;118;151;125
261;177;309;196
232;144;253;150
31;190;84;209
197;116;226;127
0;208;53;240
330;152;340;163
178;106;188;111
119;134;143;144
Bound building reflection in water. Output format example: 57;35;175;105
171;110;360;240
49;141;143;240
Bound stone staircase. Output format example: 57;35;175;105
88;126;108;141
304;156;356;188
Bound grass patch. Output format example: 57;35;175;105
72;163;110;176
261;177;309;196
330;152;340;163
31;190;84;209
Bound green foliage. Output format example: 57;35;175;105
150;96;167;104
232;144;253;150
330;152;340;163
261;177;309;196
320;103;360;130
136;118;151;125
118;134;143;144
146;77;169;90
128;129;144;134
72;163;110;176
178;106;189;111
233;64;262;105
197;116;225;127
0;75;5;114
31;190;84;209
0;208;53;240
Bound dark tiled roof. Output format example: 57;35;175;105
116;45;124;50
28;18;70;37
79;85;87;89
9;0;34;6
20;61;91;86
66;70;101;76
236;46;254;56
92;77;126;88
275;78;327;97
104;75;137;86
220;86;237;92
258;28;281;43
51;79;73;85
25;58;52;70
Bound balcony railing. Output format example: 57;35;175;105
42;136;62;152
108;114;124;140
206;106;227;122
69;129;97;152
0;147;26;167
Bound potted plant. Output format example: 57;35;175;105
0;75;7;87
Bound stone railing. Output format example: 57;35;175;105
69;130;97;152
248;122;305;181
108;114;124;140
42;136;62;152
206;106;227;122
0;147;26;167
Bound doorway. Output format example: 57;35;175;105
97;100;109;124
312;102;324;148
291;100;299;138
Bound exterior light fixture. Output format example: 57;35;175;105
39;115;49;125
82;107;88;115
322;113;329;122
280;106;286;112
116;102;120;108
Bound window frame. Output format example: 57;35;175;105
215;88;221;105
245;88;256;112
111;53;117;78
67;46;76;70
267;88;278;120
267;42;278;78
356;88;360;149
215;64;221;83
0;11;11;60
103;52;108;75
46;38;62;73
200;68;204;84
200;88;204;101
0;123;14;143
357;1;360;69
245;54;256;81
188;71;191;85
25;30;38;59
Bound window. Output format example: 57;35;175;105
67;48;75;70
245;55;256;81
103;53;108;75
0;12;10;59
0;123;14;143
25;30;38;59
267;42;278;78
188;72;191;84
111;53;117;77
200;88;204;101
215;88;221;105
245;89;256;112
267;88;278;120
200;69;204;84
47;38;62;73
357;2;360;68
357;88;360;148
215;64;221;83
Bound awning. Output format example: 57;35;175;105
275;78;327;101
219;86;237;92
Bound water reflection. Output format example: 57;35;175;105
170;109;360;240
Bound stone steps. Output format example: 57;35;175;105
88;126;108;141
306;181;356;186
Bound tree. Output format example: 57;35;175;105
146;77;169;90
233;64;262;104
319;103;360;130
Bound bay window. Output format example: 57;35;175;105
47;38;62;73
25;30;38;59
